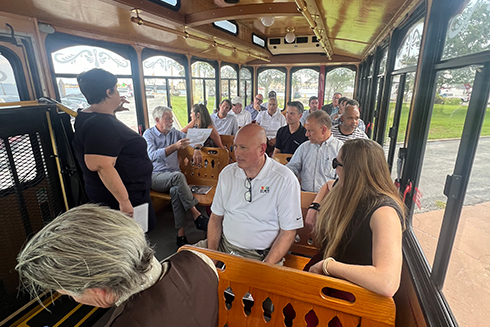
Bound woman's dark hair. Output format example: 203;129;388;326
192;103;214;128
77;68;118;105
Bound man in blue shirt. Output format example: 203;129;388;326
143;106;208;247
244;93;266;121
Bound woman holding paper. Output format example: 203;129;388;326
72;69;156;230
181;103;225;149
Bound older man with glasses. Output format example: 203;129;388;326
197;124;302;264
244;93;267;121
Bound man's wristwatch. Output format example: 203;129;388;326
194;146;201;150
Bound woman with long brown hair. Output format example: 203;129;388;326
181;103;225;148
307;138;405;297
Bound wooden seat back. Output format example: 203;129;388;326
220;134;236;162
180;246;396;327
178;146;229;186
272;152;293;165
289;191;319;257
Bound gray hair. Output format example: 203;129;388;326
16;204;154;301
307;110;332;130
152;105;173;121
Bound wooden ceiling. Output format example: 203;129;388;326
1;0;421;64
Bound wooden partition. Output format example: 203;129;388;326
180;246;396;327
220;134;236;163
272;152;293;165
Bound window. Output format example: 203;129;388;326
442;0;490;60
324;68;356;103
192;61;216;113
220;65;238;101
291;68;319;108
212;20;238;36
240;67;253;106
395;20;424;70
258;69;286;109
252;34;266;48
51;45;138;131
0;53;21;103
147;0;180;11
143;55;187;129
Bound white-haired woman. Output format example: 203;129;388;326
16;204;219;327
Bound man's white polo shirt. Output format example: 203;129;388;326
229;109;252;127
256;110;286;139
211;156;303;250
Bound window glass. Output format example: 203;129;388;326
442;0;490;60
253;34;266;47
258;69;286;109
0;54;20;103
385;75;401;146
240;67;253;106
414;67;476;272
379;50;388;76
51;45;131;75
156;0;178;6
324;68;356;102
213;20;238;35
445;96;490;326
291;68;319;108
221;65;237;79
192;61;215;78
395;20;424;70
143;56;184;77
52;45;137;131
143;56;187;129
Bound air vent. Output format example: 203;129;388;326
269;38;281;45
296;37;308;44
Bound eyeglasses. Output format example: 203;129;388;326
244;177;252;202
255;97;263;103
332;158;343;169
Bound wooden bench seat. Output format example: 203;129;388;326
180;245;396;327
150;147;228;211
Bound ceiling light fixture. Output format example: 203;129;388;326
260;17;275;27
285;27;296;43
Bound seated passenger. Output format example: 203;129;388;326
143;106;209;247
229;96;252;127
300;96;319;126
181;103;225;149
273;101;308;156
16;204;219;327
331;99;369;141
211;99;239;135
244;93;266;121
321;92;342;115
256;97;286;154
306;139;405;297
199;124;303;264
286;110;342;192
330;96;348;122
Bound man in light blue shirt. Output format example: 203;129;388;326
143;106;208;247
286;110;343;192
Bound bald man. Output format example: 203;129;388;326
331;99;368;142
204;124;303;264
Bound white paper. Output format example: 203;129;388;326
186;128;212;147
133;203;149;233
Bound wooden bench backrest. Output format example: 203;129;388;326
220;134;236;162
289;191;319;257
272;153;293;165
178;147;229;185
180;246;396;327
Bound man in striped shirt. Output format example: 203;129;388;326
331;99;369;142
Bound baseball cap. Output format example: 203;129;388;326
232;96;242;105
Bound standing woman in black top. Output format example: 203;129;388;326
72;69;156;230
307;139;405;297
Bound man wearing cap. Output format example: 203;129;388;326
230;96;252;127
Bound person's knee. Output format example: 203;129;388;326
171;172;187;186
